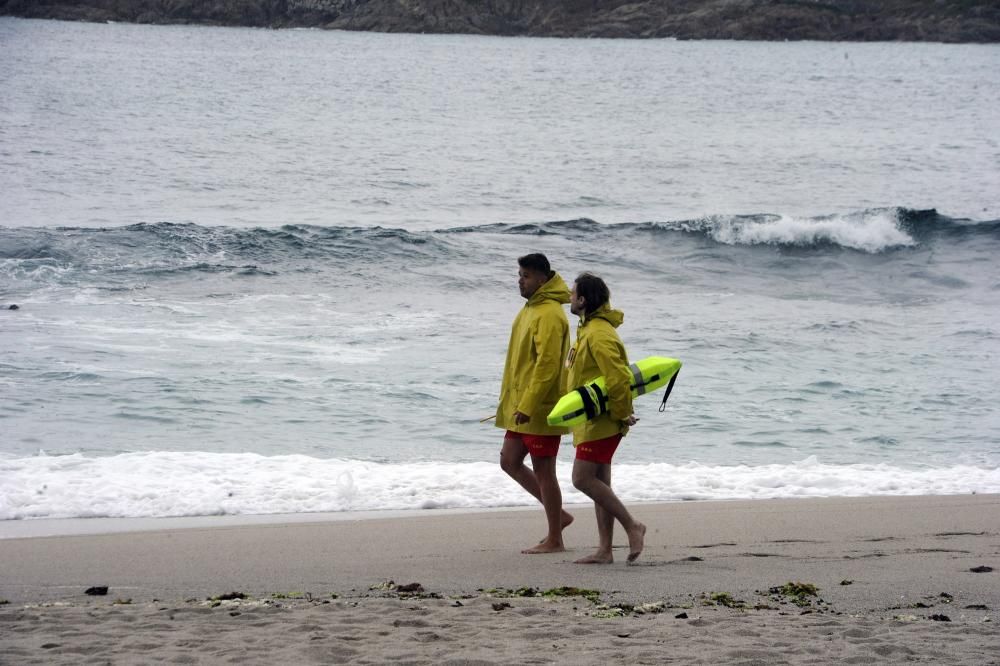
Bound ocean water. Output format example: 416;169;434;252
1;18;999;523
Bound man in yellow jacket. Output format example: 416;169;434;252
567;272;645;563
496;253;573;554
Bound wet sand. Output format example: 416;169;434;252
1;495;998;664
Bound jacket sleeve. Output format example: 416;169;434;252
515;312;565;415
592;336;633;421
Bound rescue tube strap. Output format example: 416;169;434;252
658;371;679;412
590;382;609;415
577;386;598;420
629;363;646;396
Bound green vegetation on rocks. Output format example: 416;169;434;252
708;592;747;609
768;582;821;607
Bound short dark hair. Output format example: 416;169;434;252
574;272;610;315
518;253;552;278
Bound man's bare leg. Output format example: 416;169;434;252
572;459;646;563
521;455;566;554
500;438;572;551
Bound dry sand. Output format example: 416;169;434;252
1;494;998;664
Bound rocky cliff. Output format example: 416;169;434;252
3;0;999;42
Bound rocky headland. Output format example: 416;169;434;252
2;0;999;41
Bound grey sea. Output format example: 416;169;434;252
1;17;998;523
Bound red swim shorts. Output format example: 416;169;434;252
505;430;561;458
574;434;623;464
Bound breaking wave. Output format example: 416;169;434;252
2;208;997;293
452;207;999;253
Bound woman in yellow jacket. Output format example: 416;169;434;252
567;272;646;564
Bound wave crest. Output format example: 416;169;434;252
447;207;999;253
687;209;917;253
2;208;997;292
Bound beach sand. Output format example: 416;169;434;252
1;494;998;664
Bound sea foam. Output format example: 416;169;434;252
702;209;917;253
1;452;996;521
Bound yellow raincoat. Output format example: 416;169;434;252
565;303;632;446
495;273;571;436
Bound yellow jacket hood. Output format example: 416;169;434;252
581;303;624;328
528;272;571;307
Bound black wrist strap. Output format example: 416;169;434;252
658;371;679;412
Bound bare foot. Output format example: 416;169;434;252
574;551;613;564
626;522;647;563
534;512;575;546
521;539;566;554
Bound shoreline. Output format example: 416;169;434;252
0;491;991;540
0;504;537;540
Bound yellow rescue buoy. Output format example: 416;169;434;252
547;356;681;427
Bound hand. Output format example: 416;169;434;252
514;411;530;425
622;414;639;426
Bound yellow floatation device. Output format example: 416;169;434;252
547;356;682;427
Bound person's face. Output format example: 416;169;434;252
569;283;585;316
518;267;547;299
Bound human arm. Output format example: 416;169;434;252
514;313;566;418
592;336;633;422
